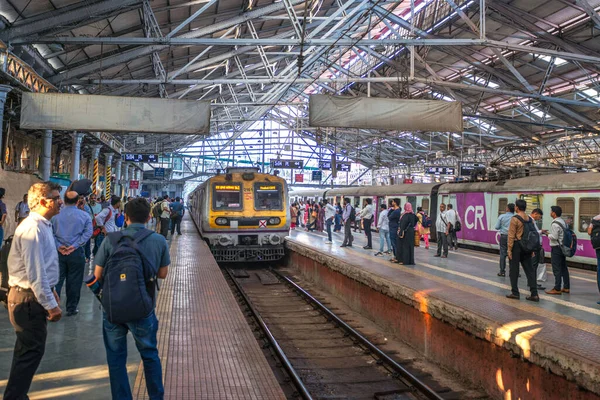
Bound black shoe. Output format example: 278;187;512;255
434;254;441;257
497;272;506;277
537;285;546;290
340;244;347;247
526;295;540;302
506;294;520;300
66;309;79;316
363;246;372;250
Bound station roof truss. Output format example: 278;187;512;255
1;0;599;170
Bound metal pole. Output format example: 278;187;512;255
105;153;114;198
70;132;84;181
123;162;129;197
115;158;122;197
262;119;266;173
91;145;102;195
480;0;486;40
0;84;12;168
40;129;52;180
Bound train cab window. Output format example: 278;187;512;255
498;198;508;216
579;198;600;233
557;198;574;229
421;198;430;214
212;183;243;210
254;183;283;210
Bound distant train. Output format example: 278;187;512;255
188;167;290;262
290;172;600;267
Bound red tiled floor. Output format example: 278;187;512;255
134;217;285;399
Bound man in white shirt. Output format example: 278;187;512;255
5;182;63;400
93;195;122;256
435;203;450;258
360;199;375;249
446;204;459;251
546;205;569;295
375;203;391;256
323;199;336;244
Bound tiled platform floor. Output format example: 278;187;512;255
0;217;285;399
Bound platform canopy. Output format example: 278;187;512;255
1;0;600;173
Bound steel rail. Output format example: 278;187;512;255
225;269;314;400
271;269;446;400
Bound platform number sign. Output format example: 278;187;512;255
270;159;303;169
312;171;322;181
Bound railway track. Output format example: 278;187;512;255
226;267;466;400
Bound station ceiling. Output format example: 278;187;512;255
1;0;599;170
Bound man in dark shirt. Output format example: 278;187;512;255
94;198;170;399
169;197;184;236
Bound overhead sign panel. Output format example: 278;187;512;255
125;153;158;162
20;93;211;134
318;160;351;171
459;162;486;176
270;159;303;169
425;166;455;175
309;95;463;133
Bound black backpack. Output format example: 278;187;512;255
513;215;541;253
349;206;356;222
590;220;600;250
0;236;13;308
101;229;159;324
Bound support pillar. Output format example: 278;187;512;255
123;162;129;198
105;153;114;198
40;129;52;181
91;145;102;195
70;132;84;181
115;158;122;198
0;84;12;169
137;163;143;197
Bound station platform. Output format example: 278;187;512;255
286;228;600;399
0;217;286;400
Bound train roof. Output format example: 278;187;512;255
288;188;326;197
438;171;600;193
324;184;438;197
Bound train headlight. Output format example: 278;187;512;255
217;235;233;246
268;217;281;225
215;217;228;225
269;235;281;245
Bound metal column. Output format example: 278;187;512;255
0;84;12;168
91;145;102;195
40;129;52;181
115;158;122;198
70;132;84;181
105;153;114;198
123;162;129;198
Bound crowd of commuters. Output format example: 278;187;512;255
0;183;180;400
291;196;600;305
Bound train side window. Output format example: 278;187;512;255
579;198;599;232
557;198;575;229
421;198;430;213
212;183;243;211
498;198;507;216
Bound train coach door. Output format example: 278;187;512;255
429;184;443;238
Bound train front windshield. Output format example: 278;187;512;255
213;183;242;210
254;183;283;210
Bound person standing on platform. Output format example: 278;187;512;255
94;196;122;255
52;191;93;316
388;199;401;262
290;203;298;229
0;188;6;250
446;204;459;251
375;204;391;256
546;206;570;295
14;194;30;226
354;202;362;233
416;207;430;250
341;198;354;248
298;200;305;228
4;182;63;400
587;213;600;304
396;203;418;265
323;199;336;244
530;208;547;291
93;198;170;400
317;202;325;232
169;197;184;236
159;194;171;238
434;203;450;259
360;198;374;250
495;203;515;277
506;199;539;302
334;202;342;232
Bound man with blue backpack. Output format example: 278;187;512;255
546;205;575;295
93;198;170;400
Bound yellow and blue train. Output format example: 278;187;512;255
188;167;290;262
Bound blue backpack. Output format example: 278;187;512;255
101;229;158;324
553;221;577;257
115;212;125;228
422;213;432;228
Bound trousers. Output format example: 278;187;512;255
160;218;170;238
551;245;569;291
170;215;182;235
363;218;373;247
509;243;538;296
4;289;48;400
342;220;353;246
55;247;86;313
499;234;508;274
436;232;448;257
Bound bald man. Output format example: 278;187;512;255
51;191;93;316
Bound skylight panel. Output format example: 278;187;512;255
582;88;600;104
536;54;568;66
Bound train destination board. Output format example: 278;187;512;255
319;160;351;171
459;162;486;176
124;153;158;162
425;166;455;175
270;159;303;169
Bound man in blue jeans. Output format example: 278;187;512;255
323;199;336;244
94;198;170;399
